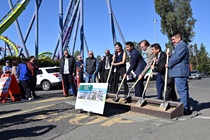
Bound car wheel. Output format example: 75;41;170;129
41;80;51;91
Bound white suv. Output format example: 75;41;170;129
36;67;62;90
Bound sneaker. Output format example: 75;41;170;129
28;97;34;101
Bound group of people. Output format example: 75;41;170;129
58;32;191;115
2;56;39;101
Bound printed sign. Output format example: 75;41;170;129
75;83;108;114
0;76;11;94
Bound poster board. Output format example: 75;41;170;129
75;83;108;114
0;75;11;94
0;74;21;103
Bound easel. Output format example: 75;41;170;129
0;74;21;103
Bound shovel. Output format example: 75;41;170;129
137;60;156;107
113;75;126;102
106;64;113;83
159;48;170;111
124;79;139;103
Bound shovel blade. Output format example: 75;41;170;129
113;97;120;102
159;102;169;111
124;96;132;103
136;99;147;107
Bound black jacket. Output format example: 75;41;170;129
153;51;166;75
85;57;97;74
101;54;113;71
59;55;76;75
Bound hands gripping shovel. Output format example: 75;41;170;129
136;60;156;107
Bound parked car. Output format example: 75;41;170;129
189;70;201;80
36;67;62;90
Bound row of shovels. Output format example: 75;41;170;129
106;48;170;111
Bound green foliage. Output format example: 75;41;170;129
154;0;196;44
0;56;59;68
73;50;81;59
189;43;210;72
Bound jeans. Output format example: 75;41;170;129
85;73;96;83
174;77;189;110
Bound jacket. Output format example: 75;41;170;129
153;52;166;75
59;55;76;75
168;40;190;77
126;48;146;76
85;57;98;74
18;62;30;81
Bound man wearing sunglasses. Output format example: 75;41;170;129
59;50;77;97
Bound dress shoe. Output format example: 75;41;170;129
184;109;192;115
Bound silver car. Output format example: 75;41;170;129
189;70;201;80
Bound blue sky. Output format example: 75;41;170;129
0;0;210;59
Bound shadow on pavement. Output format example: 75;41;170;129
0;109;21;115
0;108;70;128
189;97;210;112
0;125;56;140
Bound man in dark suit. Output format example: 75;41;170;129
166;32;191;115
151;43;177;101
124;41;146;97
59;50;77;97
101;50;114;92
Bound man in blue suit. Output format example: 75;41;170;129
124;41;146;97
167;32;191;115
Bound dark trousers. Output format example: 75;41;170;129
134;77;144;97
104;69;114;92
113;67;128;94
79;72;84;83
156;73;164;99
62;74;77;96
99;71;104;83
165;76;177;101
30;76;37;96
19;80;31;99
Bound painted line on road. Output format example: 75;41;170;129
86;116;108;125
195;116;210;119
31;97;72;104
68;114;89;125
0;104;55;119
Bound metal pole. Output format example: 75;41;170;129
35;0;39;58
112;13;126;46
72;12;80;55
59;0;64;56
106;0;117;45
153;19;157;43
8;0;29;57
79;0;84;58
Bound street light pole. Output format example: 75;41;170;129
153;19;157;43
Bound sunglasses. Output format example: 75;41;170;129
89;54;93;55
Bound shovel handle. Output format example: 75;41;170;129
116;75;126;95
106;64;113;83
142;60;156;98
163;48;170;101
127;78;139;97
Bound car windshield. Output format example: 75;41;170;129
46;68;59;73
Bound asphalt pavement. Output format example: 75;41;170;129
0;76;210;140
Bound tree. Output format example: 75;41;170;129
189;43;210;72
154;0;196;44
73;50;81;60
